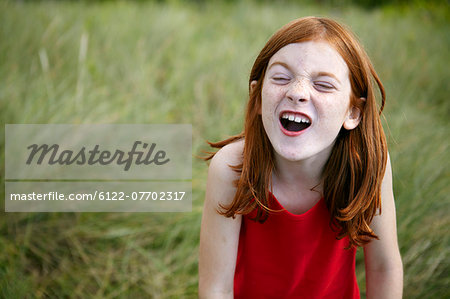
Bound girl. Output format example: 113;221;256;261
199;17;403;298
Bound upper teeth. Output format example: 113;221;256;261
282;113;310;124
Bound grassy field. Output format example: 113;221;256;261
1;0;449;298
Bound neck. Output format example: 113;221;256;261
272;148;332;195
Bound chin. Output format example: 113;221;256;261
274;147;307;162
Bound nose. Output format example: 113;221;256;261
286;79;309;103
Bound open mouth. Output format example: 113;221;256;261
280;112;311;132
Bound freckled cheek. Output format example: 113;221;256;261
261;89;276;111
317;96;349;121
261;98;278;127
316;104;346;131
261;86;285;107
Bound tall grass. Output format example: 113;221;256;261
1;0;449;297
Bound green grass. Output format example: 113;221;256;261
1;0;449;297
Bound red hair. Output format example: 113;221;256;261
205;17;387;248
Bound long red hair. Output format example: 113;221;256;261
205;16;387;248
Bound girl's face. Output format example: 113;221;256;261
259;41;361;164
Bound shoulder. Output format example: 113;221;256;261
199;140;244;295
363;152;403;294
208;139;244;182
380;152;393;204
206;139;244;205
365;151;402;265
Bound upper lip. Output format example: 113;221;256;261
279;110;312;124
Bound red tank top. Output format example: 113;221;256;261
234;192;360;298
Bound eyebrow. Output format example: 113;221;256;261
268;61;342;85
267;61;291;71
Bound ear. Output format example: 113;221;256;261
250;80;257;93
250;80;261;114
343;97;365;130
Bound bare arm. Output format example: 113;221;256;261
364;154;403;298
199;141;244;298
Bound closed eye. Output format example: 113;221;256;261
271;76;290;84
314;81;335;91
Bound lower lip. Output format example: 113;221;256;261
279;119;310;137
